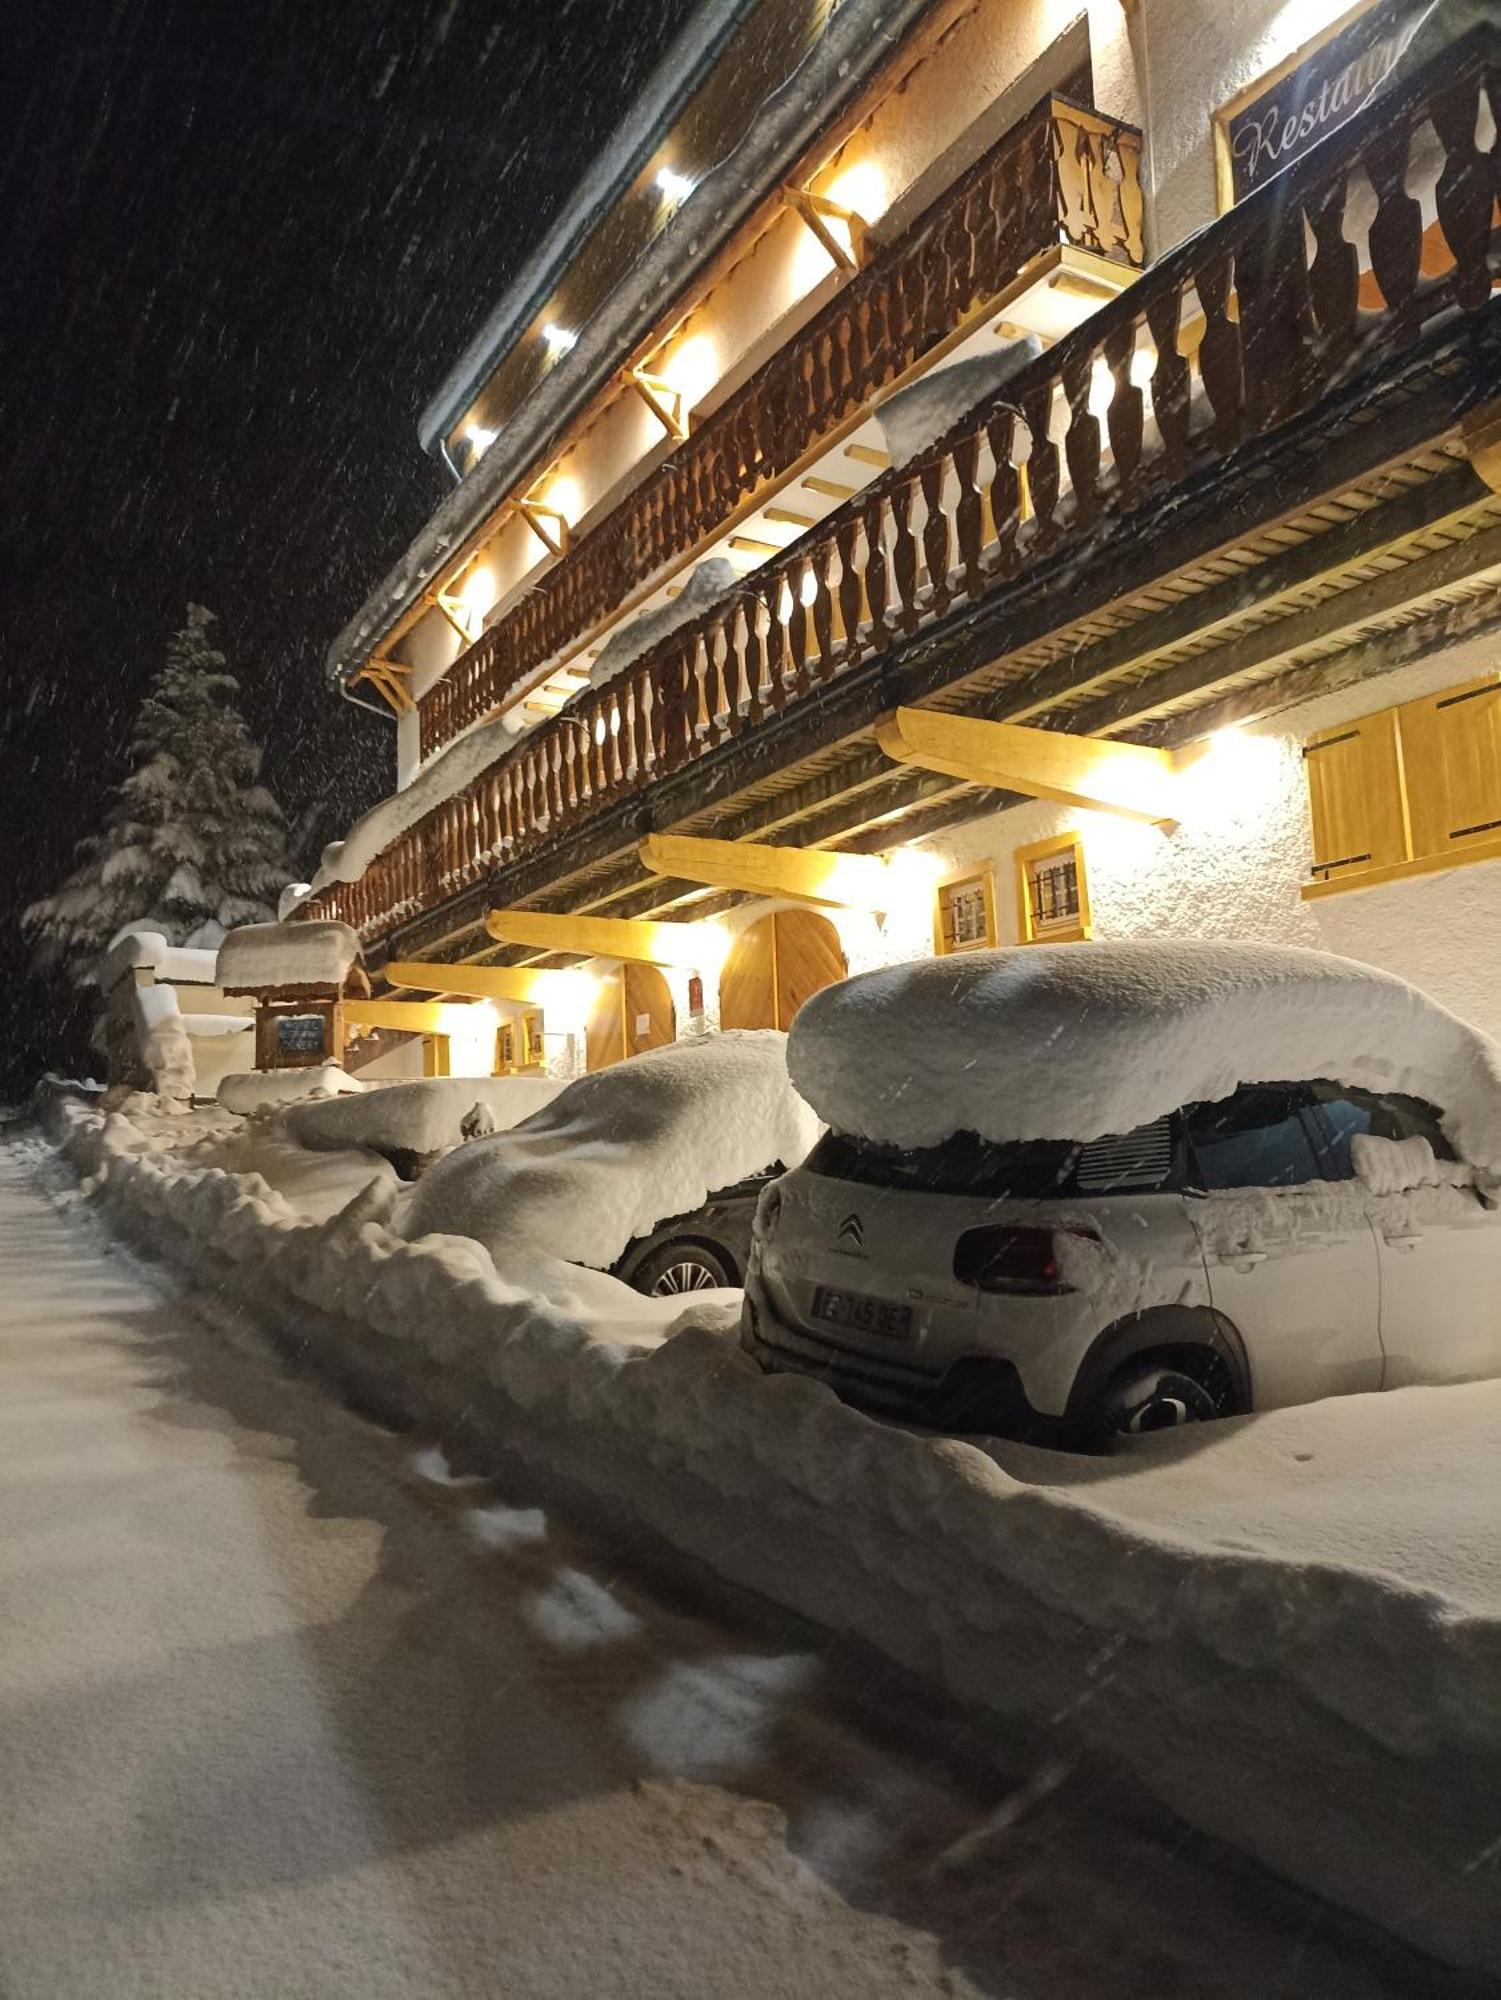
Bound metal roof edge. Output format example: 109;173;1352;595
328;0;938;688
415;0;761;459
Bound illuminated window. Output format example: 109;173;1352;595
1015;834;1091;944
934;870;997;955
496;1023;516;1074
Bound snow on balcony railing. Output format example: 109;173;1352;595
307;33;1500;946
416;93;1145;763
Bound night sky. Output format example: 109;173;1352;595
0;0;699;1095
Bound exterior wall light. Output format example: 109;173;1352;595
542;323;578;356
465;423;497;458
655;166;696;203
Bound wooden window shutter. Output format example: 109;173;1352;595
1302;711;1409;880
1396;676;1501;860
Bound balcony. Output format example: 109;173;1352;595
416;91;1145;762
308;33;1501;949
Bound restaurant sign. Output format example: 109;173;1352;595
1215;1;1426;207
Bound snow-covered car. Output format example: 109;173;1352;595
611;1170;776;1295
744;942;1501;1442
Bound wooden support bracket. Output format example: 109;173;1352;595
486;907;719;968
784;186;867;273
625;368;688;442
875;707;1180;825
639;831;892;911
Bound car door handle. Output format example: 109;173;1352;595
1217;1249;1267;1269
1383;1232;1424;1250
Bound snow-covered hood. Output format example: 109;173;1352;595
787;941;1501;1178
400;1030;821;1268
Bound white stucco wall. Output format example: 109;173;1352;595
1132;0;1376;251
889;632;1501;1042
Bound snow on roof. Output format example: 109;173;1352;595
787;941;1501;1176
102;927;221;987
402;1030;820;1268
216;920;363;992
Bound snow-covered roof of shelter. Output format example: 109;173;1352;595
101;927;221;988
216;920;363;993
402;1030;820;1269
323;0;939;688
787;941;1501;1177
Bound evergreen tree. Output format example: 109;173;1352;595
24;604;294;986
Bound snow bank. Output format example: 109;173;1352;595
286;1075;564;1164
875;337;1040;467
218;1065;365;1116
132;983;194;1104
217;920;363;992
179;1012;254;1038
102;926;220;987
401;1031;821;1268
42;1083;1501;1977
789;941;1501;1178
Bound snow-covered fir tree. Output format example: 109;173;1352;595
24;604;293;985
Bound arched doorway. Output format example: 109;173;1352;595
718;909;847;1031
586;962;677;1071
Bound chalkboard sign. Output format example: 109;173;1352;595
275;1013;328;1056
1215;1;1424;207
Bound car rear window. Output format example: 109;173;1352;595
805;1119;1180;1198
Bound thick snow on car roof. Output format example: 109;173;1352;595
788;941;1501;1176
402;1029;822;1269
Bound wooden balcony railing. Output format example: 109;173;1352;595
310;33;1500;946
417;93;1144;761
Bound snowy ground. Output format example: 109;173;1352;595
18;1088;1501;1984
5;1129;1477;2000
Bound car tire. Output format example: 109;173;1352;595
627;1239;737;1297
1092;1362;1219;1438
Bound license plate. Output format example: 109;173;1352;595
811;1285;913;1341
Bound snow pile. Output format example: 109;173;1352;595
286;1075;564;1165
179;1012;254;1038
132;984;195;1105
587;558;739;692
101;926;221;987
218;1065;365;1116
1351;1131;1475;1195
401;1031;821;1269
789;941;1501;1179
217;920;363;992
42;1081;1501;1975
875;337;1040;467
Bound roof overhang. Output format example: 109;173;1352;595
326;0;946;689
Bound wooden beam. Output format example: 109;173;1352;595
485;907;720;967
639;831;891;910
384;959;578;1007
341;997;467;1036
625;368;688;442
875;708;1179;823
515;499;569;559
784;186;865;273
1463;400;1501;495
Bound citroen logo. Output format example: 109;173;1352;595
837;1212;864;1247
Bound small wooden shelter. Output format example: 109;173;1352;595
216;921;370;1071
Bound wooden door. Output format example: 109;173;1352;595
586;971;626;1072
719;916;777;1030
719;911;847;1031
773;909;846;1027
587;964;677;1070
623;962;675;1059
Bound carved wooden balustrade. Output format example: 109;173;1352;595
417;93;1145;761
310;35;1500;944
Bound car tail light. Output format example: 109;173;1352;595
754;1181;783;1244
953;1225;1088;1295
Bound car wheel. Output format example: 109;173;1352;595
629;1240;736;1297
1095;1363;1219;1437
